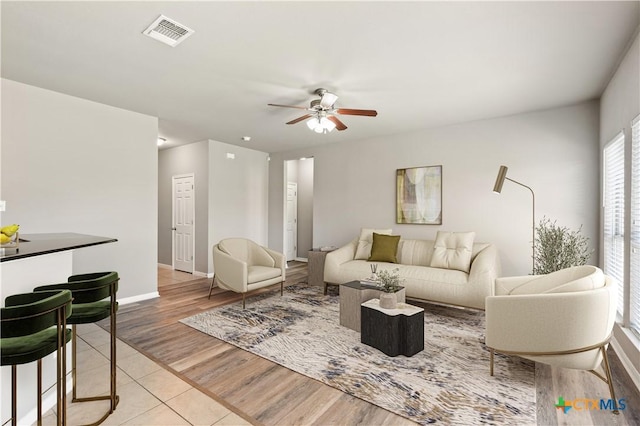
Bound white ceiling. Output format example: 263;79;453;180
2;1;639;153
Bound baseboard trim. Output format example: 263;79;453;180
611;334;640;392
294;257;308;263
194;270;214;278
157;263;173;270
119;291;160;305
19;375;75;426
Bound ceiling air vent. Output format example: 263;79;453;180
143;15;194;47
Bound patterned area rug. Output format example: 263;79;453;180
180;284;535;425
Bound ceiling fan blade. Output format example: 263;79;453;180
320;92;339;108
336;108;378;117
286;114;312;125
268;103;309;110
327;115;347;131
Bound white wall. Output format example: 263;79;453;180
599;30;640;386
1;79;158;300
209;140;269;272
269;101;600;277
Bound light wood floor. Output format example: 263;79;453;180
102;263;640;425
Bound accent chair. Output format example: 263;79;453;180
210;238;286;308
485;265;620;413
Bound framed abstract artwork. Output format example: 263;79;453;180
396;165;442;224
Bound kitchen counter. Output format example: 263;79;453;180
0;232;117;262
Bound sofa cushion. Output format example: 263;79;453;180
396;239;433;266
368;233;400;263
430;231;475;273
355;228;392;260
509;265;605;295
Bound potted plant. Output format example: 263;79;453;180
377;268;403;309
533;217;593;275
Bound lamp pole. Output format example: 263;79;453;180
505;177;536;274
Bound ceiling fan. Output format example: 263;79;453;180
268;88;377;133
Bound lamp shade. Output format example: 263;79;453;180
493;165;508;193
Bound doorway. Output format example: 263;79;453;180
284;158;314;261
172;174;195;273
286;182;298;261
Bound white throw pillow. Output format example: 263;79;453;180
354;228;392;260
430;231;475;273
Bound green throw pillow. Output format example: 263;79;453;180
368;233;400;263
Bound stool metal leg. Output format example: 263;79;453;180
37;359;42;425
72;324;77;401
109;293;118;414
11;365;17;426
55;304;67;426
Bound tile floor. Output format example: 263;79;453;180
40;323;252;425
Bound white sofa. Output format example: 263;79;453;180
324;230;500;309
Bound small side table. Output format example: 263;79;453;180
307;248;335;289
340;281;406;332
361;299;424;357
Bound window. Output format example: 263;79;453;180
630;115;640;337
603;132;625;315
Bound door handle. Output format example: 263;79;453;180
171;227;177;231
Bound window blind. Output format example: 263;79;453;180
603;132;625;315
630;115;640;337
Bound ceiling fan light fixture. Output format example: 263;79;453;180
320;117;336;132
306;117;319;131
268;89;376;132
306;116;336;133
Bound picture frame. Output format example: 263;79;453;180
396;165;442;224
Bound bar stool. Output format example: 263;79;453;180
35;271;119;426
1;289;73;426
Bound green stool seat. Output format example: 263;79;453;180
35;271;119;426
2;327;72;366
1;290;72;426
70;301;114;324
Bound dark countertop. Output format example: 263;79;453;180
0;233;118;262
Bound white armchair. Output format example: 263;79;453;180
209;238;286;308
485;265;620;412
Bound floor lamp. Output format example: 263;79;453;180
492;165;536;273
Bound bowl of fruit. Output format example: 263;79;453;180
1;224;20;247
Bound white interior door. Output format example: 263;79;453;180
173;174;194;273
286;182;298;261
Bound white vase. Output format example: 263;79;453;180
379;292;397;309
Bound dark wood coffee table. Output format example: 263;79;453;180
360;299;424;357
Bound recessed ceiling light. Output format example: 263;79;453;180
242;136;251;142
157;137;166;146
